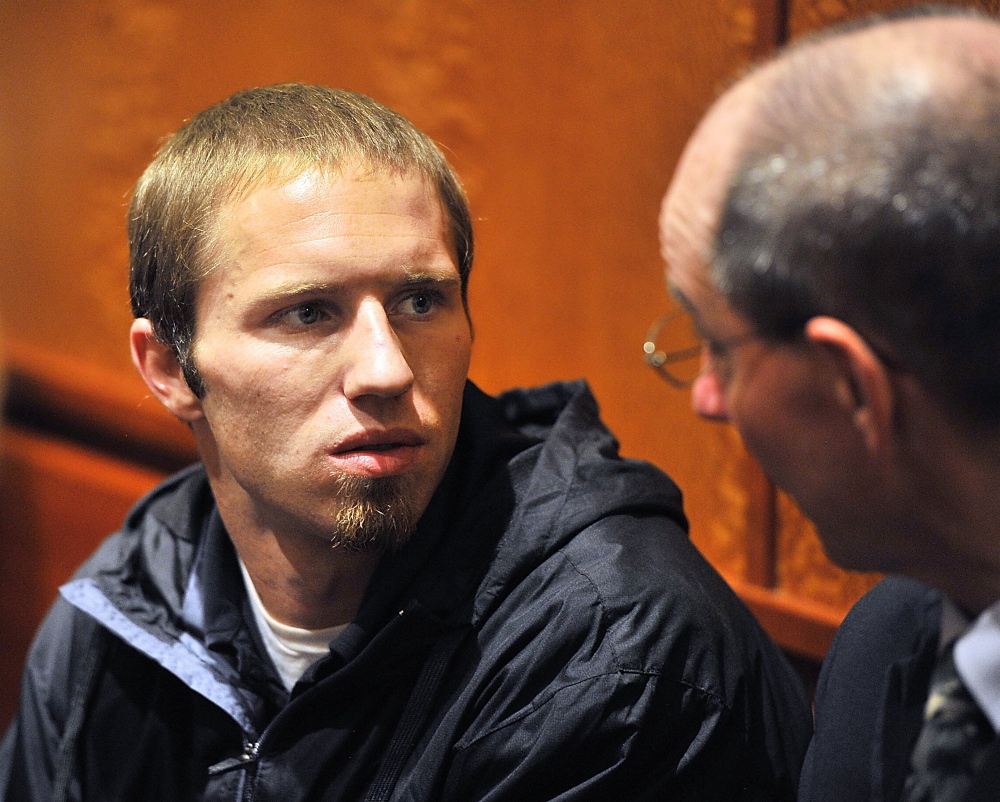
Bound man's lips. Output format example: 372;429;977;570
332;429;425;453
328;429;426;476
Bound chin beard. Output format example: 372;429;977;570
328;473;418;553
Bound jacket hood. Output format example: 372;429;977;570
356;379;687;631
468;379;687;623
325;379;687;641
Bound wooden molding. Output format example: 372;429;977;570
2;337;198;470
727;573;844;660
752;0;789;57
1;337;847;661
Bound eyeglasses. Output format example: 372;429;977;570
642;309;704;389
643;304;761;389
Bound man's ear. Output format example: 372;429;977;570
805;316;894;456
130;318;203;422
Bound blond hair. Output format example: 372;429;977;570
129;84;473;396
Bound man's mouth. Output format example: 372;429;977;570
329;430;426;476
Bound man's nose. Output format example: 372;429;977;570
691;361;729;422
342;302;414;400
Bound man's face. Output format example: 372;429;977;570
660;142;823;514
184;164;472;550
659;84;790;437
659;88;896;570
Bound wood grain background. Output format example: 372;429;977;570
3;0;994;728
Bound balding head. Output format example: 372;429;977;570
659;8;1000;604
709;11;1000;432
659;76;764;289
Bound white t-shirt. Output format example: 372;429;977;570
238;559;346;693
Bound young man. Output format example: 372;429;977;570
0;84;809;800
659;9;1000;801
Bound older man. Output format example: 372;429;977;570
657;7;1000;801
0;84;809;800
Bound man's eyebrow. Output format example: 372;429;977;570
666;284;714;339
256;270;461;304
399;270;461;288
257;280;340;302
667;283;697;316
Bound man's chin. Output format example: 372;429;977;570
327;473;418;553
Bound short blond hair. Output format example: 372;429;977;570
129;84;473;396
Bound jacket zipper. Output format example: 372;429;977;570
208;607;418;798
207;739;260;776
240;745;260;802
206;738;262;802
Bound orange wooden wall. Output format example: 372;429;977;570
2;0;994;729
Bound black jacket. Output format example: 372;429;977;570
799;575;1000;802
1;380;810;801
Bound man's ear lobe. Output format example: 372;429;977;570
130;318;203;422
805;316;894;456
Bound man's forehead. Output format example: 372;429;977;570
215;165;443;246
194;164;452;304
225;163;437;214
660;76;765;278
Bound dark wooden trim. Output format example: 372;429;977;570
727;573;842;660
2;338;844;660
745;481;779;589
753;0;790;59
776;0;790;47
3;337;198;472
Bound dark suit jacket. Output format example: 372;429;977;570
799;575;1000;801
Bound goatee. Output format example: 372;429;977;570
329;473;418;552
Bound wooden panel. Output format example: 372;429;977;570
0;427;166;730
727;574;844;659
775;492;881;614
0;0;779;584
4;337;197;471
459;1;780;581
0;0;902;678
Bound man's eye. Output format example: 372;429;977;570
706;338;727;357
401;292;439;316
287;303;325;326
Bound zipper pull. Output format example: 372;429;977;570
207;741;260;776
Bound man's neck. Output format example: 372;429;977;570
227;522;382;630
900;409;1000;614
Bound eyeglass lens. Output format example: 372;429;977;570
645;306;703;386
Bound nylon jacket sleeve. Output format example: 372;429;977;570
438;668;802;801
0;596;96;802
425;502;810;802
